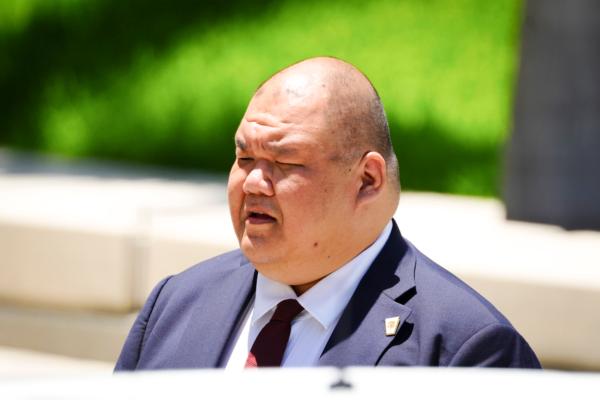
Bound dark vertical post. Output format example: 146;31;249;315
505;0;600;230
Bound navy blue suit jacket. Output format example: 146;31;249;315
115;221;541;370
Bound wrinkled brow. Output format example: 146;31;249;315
235;137;302;156
265;142;301;156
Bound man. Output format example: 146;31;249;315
115;57;541;369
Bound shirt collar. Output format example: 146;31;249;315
252;221;393;330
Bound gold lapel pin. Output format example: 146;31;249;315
385;316;401;336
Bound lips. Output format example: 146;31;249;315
244;206;277;225
247;212;276;224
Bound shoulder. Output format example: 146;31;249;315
408;240;511;329
136;249;250;328
157;249;249;302
408;239;510;326
115;249;254;370
404;241;541;366
143;249;251;345
165;249;248;285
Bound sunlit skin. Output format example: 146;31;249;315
227;58;397;295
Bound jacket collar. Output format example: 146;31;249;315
318;219;416;366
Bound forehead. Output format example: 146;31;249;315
235;112;330;155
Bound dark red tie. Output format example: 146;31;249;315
245;299;304;368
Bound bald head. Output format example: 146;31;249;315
253;57;400;191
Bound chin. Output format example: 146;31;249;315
240;237;277;265
251;263;299;287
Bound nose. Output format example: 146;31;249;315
242;161;274;196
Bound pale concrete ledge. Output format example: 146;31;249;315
0;345;112;379
0;149;599;370
0;305;135;364
0;149;233;311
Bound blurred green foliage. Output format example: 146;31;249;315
0;0;522;196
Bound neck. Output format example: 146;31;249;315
290;221;388;295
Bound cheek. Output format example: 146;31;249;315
227;169;246;215
305;179;353;222
277;178;337;222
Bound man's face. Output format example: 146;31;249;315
227;87;359;288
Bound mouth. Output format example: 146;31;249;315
246;211;277;225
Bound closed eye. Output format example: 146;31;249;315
276;161;303;168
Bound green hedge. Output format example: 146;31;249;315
0;0;522;196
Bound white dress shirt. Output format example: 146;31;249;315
225;221;393;368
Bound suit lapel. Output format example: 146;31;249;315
318;220;416;367
173;256;256;368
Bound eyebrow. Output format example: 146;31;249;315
235;138;247;151
235;138;301;157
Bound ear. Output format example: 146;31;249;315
356;151;386;206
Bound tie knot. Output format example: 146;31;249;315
271;299;304;323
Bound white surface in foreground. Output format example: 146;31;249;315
0;368;598;400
